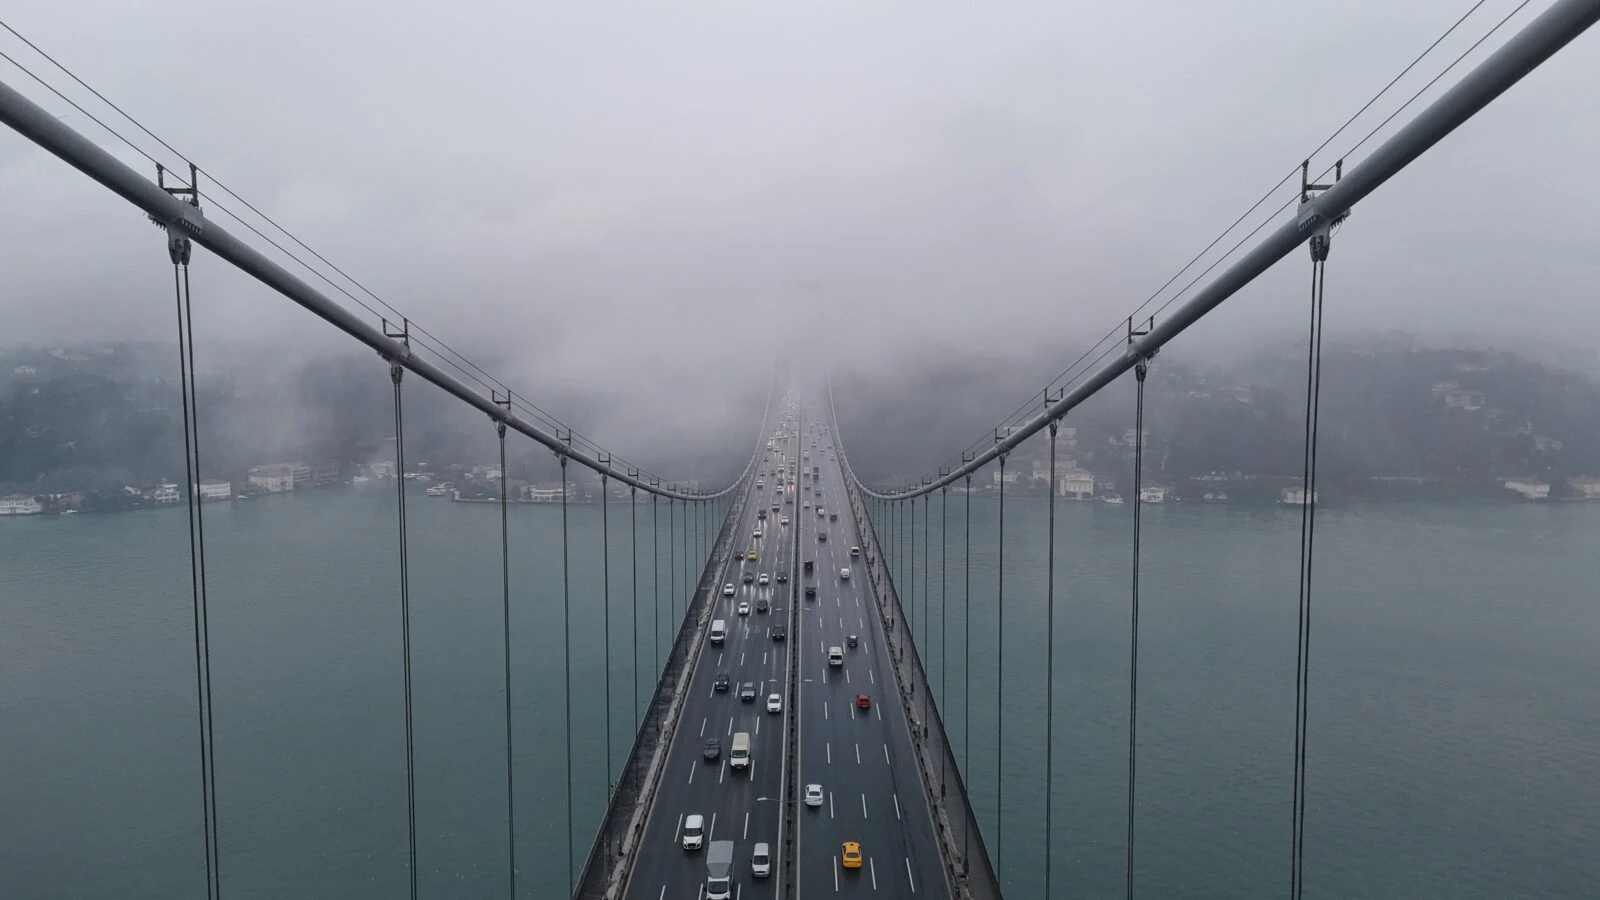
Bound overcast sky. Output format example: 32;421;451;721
2;0;1598;451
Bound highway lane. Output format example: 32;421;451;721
794;411;945;897
624;408;803;900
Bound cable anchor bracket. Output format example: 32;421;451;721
1298;159;1349;263
1127;315;1157;379
150;162;203;265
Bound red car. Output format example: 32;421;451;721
855;693;871;710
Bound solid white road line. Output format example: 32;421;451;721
833;858;840;892
674;813;683;845
855;743;861;764
905;858;916;893
829;792;835;819
688;760;696;785
826;742;831;765
700;717;707;736
884;744;891;765
845;670;851;684
870;857;878;891
861;794;868;818
728;716;734;736
894;792;902;820
719;761;726;784
743;811;750;840
824;703;829;721
709;812;717;839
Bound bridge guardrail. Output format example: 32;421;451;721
843;474;1003;900
573;482;750;899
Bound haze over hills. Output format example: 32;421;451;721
0;341;765;502
832;331;1600;501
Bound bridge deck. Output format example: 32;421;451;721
622;406;946;899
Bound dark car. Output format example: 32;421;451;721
829;513;838;522
804;585;816;599
704;738;721;761
740;682;757;702
817;532;827;542
803;560;814;573
743;571;755;584
714;672;730;692
772;624;786;641
855;693;871;710
776;570;789;583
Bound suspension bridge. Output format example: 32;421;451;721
2;1;1597;897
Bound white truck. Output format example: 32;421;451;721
706;839;735;899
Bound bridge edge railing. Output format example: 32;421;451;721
572;480;754;899
828;402;1003;900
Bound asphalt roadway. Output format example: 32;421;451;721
624;400;944;899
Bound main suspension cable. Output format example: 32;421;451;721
169;242;219;900
389;362;419;900
1126;356;1152;900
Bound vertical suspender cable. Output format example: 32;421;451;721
669;499;677;643
940;486;948;798
495;422;516;899
652;496;660;678
1291;239;1331;900
909;497;916;672
602;474;612;794
922;490;930;732
631;487;640;727
389;362;419;900
996;454;1007;878
963;473;973;877
559;455;574;894
1126;358;1151;900
170;249;219;900
1046;420;1059;899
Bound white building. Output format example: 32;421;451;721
1138;485;1166;503
1504;477;1550;500
1566;475;1600;499
194;480;232;501
12;364;37;376
0;494;43;515
1058;468;1095;499
1279;486;1318;506
1122;428;1148;448
1444;389;1486;411
248;465;297;493
991;468;1020;487
150;483;181;504
526;482;576;503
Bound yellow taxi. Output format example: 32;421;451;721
840;841;862;869
747;549;758;561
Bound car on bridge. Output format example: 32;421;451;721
780;515;789;525
850;546;860;558
840;567;851;580
758;573;769;586
747;549;757;561
703;738;721;762
771;503;779;512
771;623;786;641
805;585;816;599
682;814;705;850
804;784;824;807
723;583;735;596
737;601;750;616
776;569;788;582
742;571;754;584
739;682;756;701
855;693;871;711
841;841;862;869
714;672;730;692
766;693;782;713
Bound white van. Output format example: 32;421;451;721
730;732;751;769
840;567;851;580
682;813;705;850
710;620;727;644
828;646;844;667
752;841;771;877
